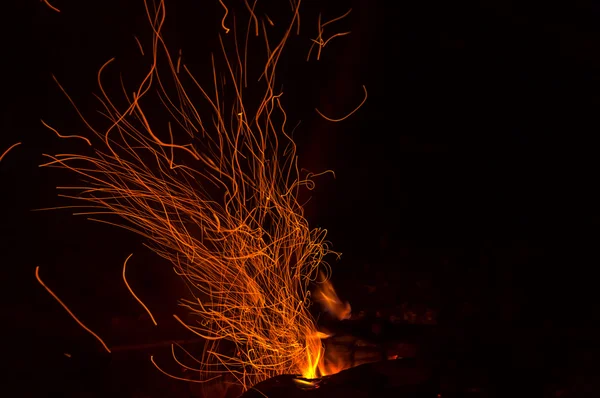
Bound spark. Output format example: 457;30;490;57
315;84;368;122
41;119;92;146
313;271;351;320
218;0;230;34
171;344;202;372
35;266;111;353
42;0;354;390
307;9;352;61
176;49;182;74
41;0;60;13
265;14;275;27
0;142;21;163
244;0;260;37
122;253;158;326
134;35;145;56
151;355;222;383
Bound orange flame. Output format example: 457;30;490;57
313;272;351;321
321;341;352;376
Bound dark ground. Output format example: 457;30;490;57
2;0;600;396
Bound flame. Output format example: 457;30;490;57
303;273;352;378
313;272;351;321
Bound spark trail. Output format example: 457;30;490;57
40;0;355;391
1;142;22;163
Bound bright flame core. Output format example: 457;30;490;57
41;0;350;390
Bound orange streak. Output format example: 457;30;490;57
150;355;222;383
307;8;352;61
218;0;230;34
176;49;182;74
40;119;92;146
134;35;145;56
321;8;352;29
122;253;158;325
41;0;60;13
265;14;274;27
316;84;367;122
35;266;111;353
244;0;259;37
0;142;21;163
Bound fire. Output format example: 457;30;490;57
313;271;352;321
321;342;351;376
39;0;361;392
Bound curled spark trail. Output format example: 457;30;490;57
218;0;231;34
40;119;91;146
41;0;357;391
316;84;368;122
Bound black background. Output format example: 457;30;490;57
2;0;599;396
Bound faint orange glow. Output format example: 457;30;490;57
151;355;222;383
321;343;351;376
40;0;362;391
176;49;183;74
313;272;351;321
35;266;111;353
0;142;21;163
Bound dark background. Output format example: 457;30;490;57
2;0;599;396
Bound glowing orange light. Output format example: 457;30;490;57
218;0;230;34
313;272;351;321
40;0;361;391
41;0;60;13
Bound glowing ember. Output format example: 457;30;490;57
39;0;362;391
